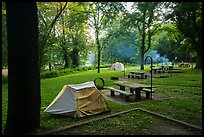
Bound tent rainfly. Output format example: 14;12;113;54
110;62;125;71
44;81;110;118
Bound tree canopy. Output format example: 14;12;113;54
2;2;202;70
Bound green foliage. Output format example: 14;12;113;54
102;34;138;64
101;15;139;64
88;2;126;73
40;71;59;79
153;23;187;62
122;2;170;70
169;2;202;68
40;66;96;79
37;2;92;70
2;75;8;84
2;2;8;67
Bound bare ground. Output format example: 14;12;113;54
100;88;188;105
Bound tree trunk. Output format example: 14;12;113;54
96;30;101;73
141;52;145;70
140;30;145;70
63;48;69;69
140;10;146;70
194;45;202;69
48;62;52;71
4;2;41;134
194;27;202;69
72;48;79;68
97;48;101;73
62;15;69;69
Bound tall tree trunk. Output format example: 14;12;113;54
97;46;101;73
4;2;41;134
140;10;146;70
195;44;202;69
96;30;101;73
140;29;145;70
195;52;202;69
72;48;79;68
63;48;69;69
48;62;52;71
141;52;145;70
194;27;202;69
62;14;69;69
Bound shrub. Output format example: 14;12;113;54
40;71;59;79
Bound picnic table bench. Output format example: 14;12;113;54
107;87;133;101
161;65;173;71
141;88;154;99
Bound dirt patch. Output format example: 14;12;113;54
151;125;200;135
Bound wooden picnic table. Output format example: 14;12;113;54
179;62;190;67
113;81;155;100
150;68;165;73
129;71;147;79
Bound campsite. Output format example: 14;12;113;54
2;65;202;135
2;2;202;135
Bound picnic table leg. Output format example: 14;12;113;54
110;90;115;96
135;89;141;100
141;74;144;79
130;88;134;94
119;86;125;95
146;92;150;99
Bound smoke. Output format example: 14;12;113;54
116;46;136;59
85;52;95;66
145;50;171;65
85;49;171;66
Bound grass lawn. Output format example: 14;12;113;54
2;65;202;135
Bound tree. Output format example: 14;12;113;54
170;2;202;69
38;2;91;70
64;2;90;68
4;2;41;134
123;2;171;70
2;2;8;68
37;2;67;71
102;15;139;64
153;23;186;62
88;2;125;73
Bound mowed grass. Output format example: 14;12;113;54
2;66;202;134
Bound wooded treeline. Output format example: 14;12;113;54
2;2;202;71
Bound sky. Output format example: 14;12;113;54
126;2;134;13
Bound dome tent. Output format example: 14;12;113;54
44;81;110;118
110;62;125;71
